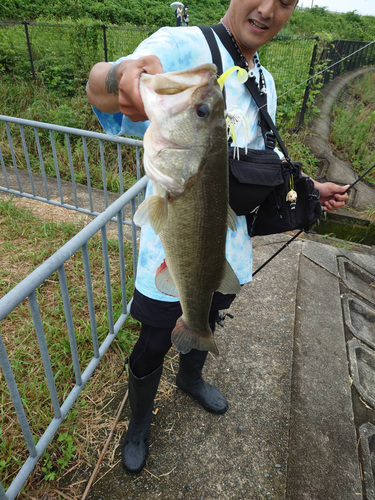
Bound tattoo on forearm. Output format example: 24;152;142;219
105;65;119;96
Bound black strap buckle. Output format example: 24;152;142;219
265;131;276;150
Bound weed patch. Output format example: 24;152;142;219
330;72;375;185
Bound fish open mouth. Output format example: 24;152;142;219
142;63;218;96
154;85;191;95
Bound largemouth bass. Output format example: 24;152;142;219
134;63;241;355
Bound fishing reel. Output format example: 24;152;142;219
216;312;234;328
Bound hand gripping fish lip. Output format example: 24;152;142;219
140;64;220;121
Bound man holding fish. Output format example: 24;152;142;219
87;0;349;474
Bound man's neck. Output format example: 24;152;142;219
221;16;257;67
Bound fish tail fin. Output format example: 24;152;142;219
171;317;219;356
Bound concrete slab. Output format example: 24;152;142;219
344;252;375;277
301;239;339;276
342;294;375;350
348;339;375;409
324;152;357;186
338;257;375;303
359;422;375;500
302;238;375;277
286;255;362;500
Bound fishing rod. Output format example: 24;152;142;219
343;163;375;194
252;229;303;277
252;163;375;276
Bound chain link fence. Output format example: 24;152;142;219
1;20;375;126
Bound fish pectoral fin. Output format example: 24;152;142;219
148;195;168;234
216;260;241;295
155;259;179;297
227;206;238;232
133;195;168;234
133;198;151;226
171;317;219;355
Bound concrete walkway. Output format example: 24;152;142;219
87;233;374;500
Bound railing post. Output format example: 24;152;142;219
323;41;333;84
22;20;36;81
371;42;375;65
349;41;356;70
346;41;353;71
354;41;362;69
362;45;370;66
297;36;319;130
102;24;108;62
332;40;340;79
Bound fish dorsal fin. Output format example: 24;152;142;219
216;260;241;295
227;206;237;232
155;259;179;297
133;195;168;234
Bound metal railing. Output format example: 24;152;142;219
0;20;155;91
0;116;148;498
0;173;147;499
0;114;143;217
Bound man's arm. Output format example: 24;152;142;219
87;56;163;122
283;160;349;213
87;62;122;114
312;180;349;213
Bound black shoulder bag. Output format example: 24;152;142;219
199;24;322;236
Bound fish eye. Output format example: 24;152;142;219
196;104;209;118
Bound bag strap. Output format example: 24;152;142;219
199;25;227;106
199;24;291;162
199;24;268;142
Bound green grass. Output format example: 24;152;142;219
330;72;375;185
364;205;375;221
0;198;140;495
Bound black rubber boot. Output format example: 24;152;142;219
121;363;163;473
176;349;228;414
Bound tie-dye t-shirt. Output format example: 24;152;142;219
91;26;282;302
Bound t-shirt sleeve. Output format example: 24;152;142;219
90;27;198;138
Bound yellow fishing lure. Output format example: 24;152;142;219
217;66;251;158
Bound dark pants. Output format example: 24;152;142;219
129;288;236;378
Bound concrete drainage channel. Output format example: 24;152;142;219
339;256;375;499
313;212;375;247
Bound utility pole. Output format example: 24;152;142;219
311;0;314;7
